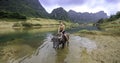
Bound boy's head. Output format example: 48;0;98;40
59;21;64;25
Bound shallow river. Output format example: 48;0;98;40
0;26;98;63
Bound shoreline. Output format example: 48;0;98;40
0;18;78;29
74;30;120;63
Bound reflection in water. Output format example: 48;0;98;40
55;47;69;63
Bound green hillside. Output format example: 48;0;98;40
100;18;120;34
97;11;120;35
50;7;70;21
0;11;26;19
0;0;49;18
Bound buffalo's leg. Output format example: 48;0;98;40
62;41;66;49
67;41;69;46
56;43;59;49
53;42;56;48
56;41;61;49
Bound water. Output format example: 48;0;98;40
0;28;57;63
66;26;99;33
14;34;96;63
0;26;98;63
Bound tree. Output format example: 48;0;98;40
97;18;104;23
115;11;120;19
0;11;26;19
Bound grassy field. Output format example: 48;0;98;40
99;18;120;35
0;18;77;28
74;29;120;63
26;18;73;27
74;17;120;63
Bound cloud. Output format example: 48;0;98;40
40;0;87;6
105;0;120;3
39;0;120;15
57;0;86;6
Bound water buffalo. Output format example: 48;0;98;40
51;33;69;49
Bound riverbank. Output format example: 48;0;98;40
0;18;78;29
74;30;120;63
97;18;120;35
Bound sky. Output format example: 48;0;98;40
39;0;120;16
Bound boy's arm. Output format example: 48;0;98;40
62;25;65;32
58;26;60;33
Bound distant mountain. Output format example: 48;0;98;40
97;11;120;24
0;0;108;22
50;7;70;21
68;10;108;23
0;0;49;18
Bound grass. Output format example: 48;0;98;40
75;30;115;37
100;18;120;30
98;18;120;35
73;18;120;63
0;18;76;28
74;29;120;63
26;18;75;28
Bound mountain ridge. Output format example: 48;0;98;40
50;7;70;21
68;10;108;23
50;8;108;23
0;0;49;18
0;0;108;23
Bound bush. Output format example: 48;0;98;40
13;23;21;27
116;11;120;18
12;22;42;28
10;12;26;19
0;11;26;19
21;22;32;28
33;24;42;26
97;11;120;23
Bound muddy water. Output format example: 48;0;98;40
15;34;97;63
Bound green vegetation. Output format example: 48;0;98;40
97;11;120;23
69;23;79;28
13;22;42;28
12;23;21;27
0;0;49;18
100;19;120;35
0;18;76;28
75;30;120;63
0;11;26;19
25;18;77;28
21;22;33;28
96;11;120;35
50;7;70;21
78;30;98;35
76;30;115;36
